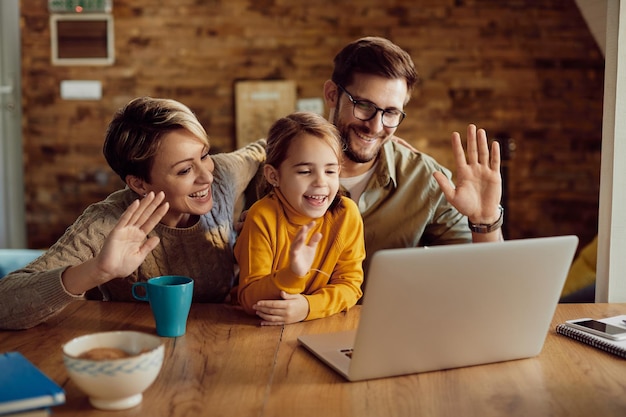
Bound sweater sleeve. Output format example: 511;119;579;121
0;198;122;329
235;199;309;315
210;139;266;201
303;200;365;320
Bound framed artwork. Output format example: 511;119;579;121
235;80;296;148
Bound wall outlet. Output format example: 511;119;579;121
296;97;325;115
60;80;102;100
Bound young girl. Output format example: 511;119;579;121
235;112;365;325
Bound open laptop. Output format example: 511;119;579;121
298;235;579;381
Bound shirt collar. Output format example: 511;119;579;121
338;140;398;196
376;140;398;189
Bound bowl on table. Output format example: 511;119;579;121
62;331;164;410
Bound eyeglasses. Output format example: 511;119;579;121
337;84;406;128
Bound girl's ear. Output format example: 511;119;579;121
126;175;149;196
263;164;280;187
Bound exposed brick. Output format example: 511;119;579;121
20;0;603;251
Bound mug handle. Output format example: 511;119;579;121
132;282;149;301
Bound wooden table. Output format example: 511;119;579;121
2;301;626;417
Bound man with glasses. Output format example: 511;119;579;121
235;36;503;314
322;37;503;275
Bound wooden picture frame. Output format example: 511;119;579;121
235;80;296;148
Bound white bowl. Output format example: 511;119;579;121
62;331;164;410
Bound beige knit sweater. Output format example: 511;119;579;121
0;141;265;330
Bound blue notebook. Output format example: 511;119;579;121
0;352;65;415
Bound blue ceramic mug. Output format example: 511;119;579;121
132;275;194;337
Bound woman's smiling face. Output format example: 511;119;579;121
144;129;214;227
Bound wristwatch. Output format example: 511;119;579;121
468;205;504;233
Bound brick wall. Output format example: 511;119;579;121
20;0;604;251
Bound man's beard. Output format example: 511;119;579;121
333;111;378;164
342;136;374;163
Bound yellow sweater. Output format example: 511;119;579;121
562;235;597;297
235;190;365;320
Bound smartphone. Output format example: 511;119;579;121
566;319;626;340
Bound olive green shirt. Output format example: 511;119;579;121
343;140;471;276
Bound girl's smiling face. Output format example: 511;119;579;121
265;133;340;219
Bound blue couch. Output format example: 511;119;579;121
0;249;45;278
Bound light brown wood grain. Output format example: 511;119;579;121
2;302;626;416
265;303;626;417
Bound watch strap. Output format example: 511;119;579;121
468;205;504;234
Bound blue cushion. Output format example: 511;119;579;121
0;249;45;278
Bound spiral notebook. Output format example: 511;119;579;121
556;315;626;359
